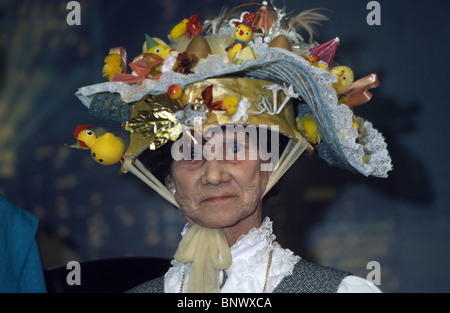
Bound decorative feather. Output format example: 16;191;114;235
288;8;331;44
203;6;230;35
211;2;263;34
102;53;123;81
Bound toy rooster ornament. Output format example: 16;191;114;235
68;125;125;165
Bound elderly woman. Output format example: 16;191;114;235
74;2;392;293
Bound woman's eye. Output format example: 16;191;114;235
232;145;240;154
227;144;243;156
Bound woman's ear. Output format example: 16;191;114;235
165;175;176;195
165;175;173;189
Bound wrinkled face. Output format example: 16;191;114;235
166;128;271;229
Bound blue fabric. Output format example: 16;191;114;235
89;92;130;122
0;195;47;293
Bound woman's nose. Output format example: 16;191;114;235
201;160;229;186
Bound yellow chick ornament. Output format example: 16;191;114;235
308;55;329;71
69;125;125;165
143;35;173;75
72;125;98;149
170;19;188;39
331;65;354;98
222;96;239;115
90;133;125;165
144;35;172;60
102;53;122;82
296;115;322;145
226;13;256;60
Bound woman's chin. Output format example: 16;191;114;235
196;214;239;230
192;205;257;231
190;207;243;230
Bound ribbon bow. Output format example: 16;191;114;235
343;73;380;108
174;224;232;293
111;50;164;84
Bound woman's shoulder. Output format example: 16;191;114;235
337;275;382;293
273;259;351;293
274;259;381;293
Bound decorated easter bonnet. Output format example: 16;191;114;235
74;1;392;292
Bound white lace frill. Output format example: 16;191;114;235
253;46;392;178
164;217;300;293
223;217;300;293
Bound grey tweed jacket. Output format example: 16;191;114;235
127;259;350;293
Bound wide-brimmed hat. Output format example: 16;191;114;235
74;1;392;206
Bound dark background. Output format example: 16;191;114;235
1;0;449;293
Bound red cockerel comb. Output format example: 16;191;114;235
73;125;92;138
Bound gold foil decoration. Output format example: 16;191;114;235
185;78;303;142
123;94;183;155
125;110;180;141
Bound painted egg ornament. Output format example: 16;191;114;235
268;35;292;51
168;84;183;100
185;35;212;60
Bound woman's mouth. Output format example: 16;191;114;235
202;195;236;203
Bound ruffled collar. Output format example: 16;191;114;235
222;217;299;292
231;217;276;252
165;217;300;293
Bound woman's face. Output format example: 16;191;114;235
166;128;271;230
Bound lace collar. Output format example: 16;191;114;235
165;217;300;293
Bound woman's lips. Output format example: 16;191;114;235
202;195;236;203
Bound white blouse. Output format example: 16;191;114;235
164;217;382;293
